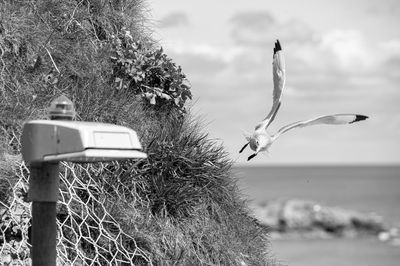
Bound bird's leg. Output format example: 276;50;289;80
239;143;249;153
247;153;257;161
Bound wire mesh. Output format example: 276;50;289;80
0;156;152;265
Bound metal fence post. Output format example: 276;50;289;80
29;163;59;266
28;95;75;266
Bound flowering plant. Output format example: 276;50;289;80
110;29;192;113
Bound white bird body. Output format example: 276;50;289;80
240;40;368;161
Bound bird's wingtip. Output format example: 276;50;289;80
351;115;369;123
274;40;282;54
247;153;257;161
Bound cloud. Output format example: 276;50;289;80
229;11;275;46
164;30;395;105
230;11;275;31
379;40;400;81
279;30;400;94
158;12;190;28
227;11;400;83
161;41;246;79
319;30;376;70
170;52;228;77
280;19;316;43
163;40;244;62
229;11;315;46
366;0;400;17
163;25;400;108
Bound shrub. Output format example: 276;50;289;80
110;29;192;114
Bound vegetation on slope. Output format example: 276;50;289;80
0;0;277;264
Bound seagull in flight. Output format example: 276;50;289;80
240;40;368;161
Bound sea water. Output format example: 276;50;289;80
233;165;400;266
234;165;400;225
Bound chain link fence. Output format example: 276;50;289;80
0;154;152;265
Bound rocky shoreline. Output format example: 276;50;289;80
252;199;400;246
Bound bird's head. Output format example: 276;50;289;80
249;134;271;153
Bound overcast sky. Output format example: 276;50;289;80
148;0;400;165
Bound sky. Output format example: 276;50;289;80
148;0;400;165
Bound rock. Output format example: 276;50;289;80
252;200;283;230
252;199;388;238
280;199;315;230
378;227;400;246
378;231;390;242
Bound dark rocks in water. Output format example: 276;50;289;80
252;199;387;238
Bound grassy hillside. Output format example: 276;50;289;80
0;0;277;264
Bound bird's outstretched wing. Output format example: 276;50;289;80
272;114;368;141
256;40;286;131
